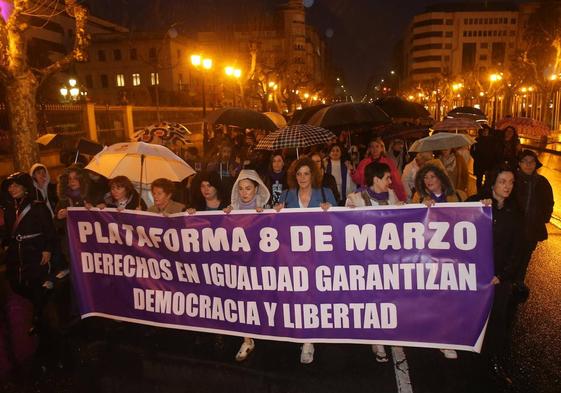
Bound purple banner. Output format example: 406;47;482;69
67;203;494;352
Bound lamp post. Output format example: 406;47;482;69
60;78;85;103
191;54;213;148
489;73;503;127
390;70;400;95
225;66;242;107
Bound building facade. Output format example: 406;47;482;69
72;0;332;110
402;2;537;85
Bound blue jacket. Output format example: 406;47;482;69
279;187;337;208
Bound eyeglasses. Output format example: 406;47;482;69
520;159;536;165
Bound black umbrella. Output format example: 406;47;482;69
289;104;329;125
205;108;277;131
307;102;391;131
448;106;485;116
375;96;431;119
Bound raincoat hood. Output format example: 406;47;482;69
29;163;51;187
230;169;270;209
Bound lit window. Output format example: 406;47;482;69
132;73;141;86
116;74;125;87
150;72;159;86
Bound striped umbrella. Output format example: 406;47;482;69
496;117;550;137
431;118;482;132
255;124;335;153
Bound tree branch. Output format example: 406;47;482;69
38;0;89;84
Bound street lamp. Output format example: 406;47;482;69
224;66;242;106
60;78;84;103
489;73;503;127
191;54;213;148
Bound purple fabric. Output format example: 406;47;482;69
67;205;494;351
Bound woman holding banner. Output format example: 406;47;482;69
224;169;271;362
468;165;519;386
98;176;146;211
147;178;185;215
412;160;465;360
345;161;401;363
188;171;229;212
411;160;466;205
275;156;337;365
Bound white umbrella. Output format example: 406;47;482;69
85;142;195;185
408;132;476;153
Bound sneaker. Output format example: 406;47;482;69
300;343;315;364
235;338;255;362
440;349;458;359
372;344;389;362
56;269;70;279
42;280;54;290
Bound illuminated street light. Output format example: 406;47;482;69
489;73;503;126
202;58;212;70
60;77;85;103
233;69;241;78
225;66;234;76
190;54;201;66
191;54;213;144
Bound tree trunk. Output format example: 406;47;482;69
6;73;40;171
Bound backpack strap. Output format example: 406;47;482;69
360;191;372;206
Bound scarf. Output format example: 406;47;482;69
65;188;83;205
440;154;456;176
326;159;348;198
238;195;257;210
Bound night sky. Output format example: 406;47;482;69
88;0;521;96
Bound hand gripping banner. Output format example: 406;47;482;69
67;203;494;352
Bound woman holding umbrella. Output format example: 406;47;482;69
275;156;336;364
436;148;469;195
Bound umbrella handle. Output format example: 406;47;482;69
139;154;145;209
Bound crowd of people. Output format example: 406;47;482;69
0;123;554;387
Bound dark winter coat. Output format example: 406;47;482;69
470;135;500;174
102;190;146;210
2;197;56;287
515;172;554;242
467;192;521;281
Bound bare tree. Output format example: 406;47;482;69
0;0;89;171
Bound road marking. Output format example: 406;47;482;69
392;346;413;393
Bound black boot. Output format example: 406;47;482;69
489;356;512;386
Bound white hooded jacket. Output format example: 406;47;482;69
230;169;270;210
